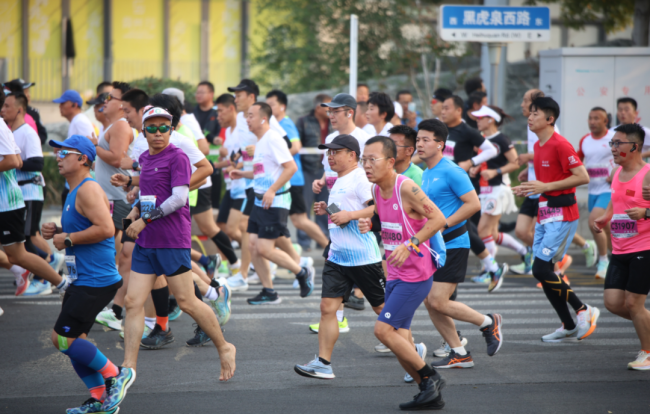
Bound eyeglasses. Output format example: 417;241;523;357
326;109;348;117
326;149;350;156
608;141;636;148
106;94;122;102
395;145;411;148
360;157;386;166
56;150;83;159
144;124;172;134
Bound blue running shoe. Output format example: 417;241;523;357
488;263;508;293
23;279;52;296
101;367;136;411
168;297;183;321
523;246;533;274
204;254;222;279
210;281;231;326
404;342;428;383
186;323;212;347
294;355;335;379
296;266;314;298
66;398;103;414
49;252;65;274
471;271;491;284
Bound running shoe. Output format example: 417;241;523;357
186;324;211;347
374;343;392;353
583;240;598;268
49;252;65;273
433;332;468;358
471;271;491;284
270;262;278;275
15;270;31;296
576;304;600;340
293;243;303;256
431;349;474;369
628;350;650;370
523;246;534;274
140;324;175;349
296;266;314;298
294;355;335;379
247;272;275;285
309;318;349;334
119;324;151;340
398;376;445;411
226;273;249;292
404;343;428;382
344;295;365;310
101;367;136;412
231;240;240;249
488;263;508;293
96;308;123;331
204;254;222;278
210;283;231;326
480;313;503;356
0;306;3;317
247;289;282;305
66;397;115;414
541;324;579;342
228;259;241;277
23;279;52;296
595;259;609;279
168;297;183;321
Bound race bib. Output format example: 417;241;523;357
325;172;338;191
381;222;403;251
65;255;78;280
442;141;456;159
538;201;564;225
480;186;493;194
109;201;114;217
224;170;231;185
140;195;157;217
611;213;639;238
587;164;609;179
242;152;254;170
253;162;265;177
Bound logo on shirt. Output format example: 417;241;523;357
3;231;9;235
384;312;391;319
542;247;551;256
626;189;636;197
638;256;644;260
63;326;71;333
433;178;439;182
568;156;578;165
393;204;398;210
66;205;70;211
542;161;550;167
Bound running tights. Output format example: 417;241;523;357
466;221;486;256
532;258;583;330
151;286;169;330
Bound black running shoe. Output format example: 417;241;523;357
296;267;314;298
247;289;282;305
140;324;174;349
344;295;365;311
480;313;503;356
398;377;445;411
186;324;212;347
431;350;475;369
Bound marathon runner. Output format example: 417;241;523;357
613;97;650;157
389;125;423;185
513;96;600;343
594;123;650;370
366;92;394;137
43;135;124;414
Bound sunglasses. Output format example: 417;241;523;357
106;94;122;102
56;150;83;159
144;124;172;134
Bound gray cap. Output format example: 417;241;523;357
321;93;357;110
162;87;185;105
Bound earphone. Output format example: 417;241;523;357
347;113;351;118
437;145;441;149
261;119;265;124
631;143;637;152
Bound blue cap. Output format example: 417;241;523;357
49;135;96;163
53;90;83;107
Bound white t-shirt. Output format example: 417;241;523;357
252;129;294;210
578;129;615;195
322;127;371;190
362;124;376;136
327;167;381;267
376;122;394;137
610;124;650;154
181;113;206;142
67;113;95;138
0;120;25;212
13;124;44;201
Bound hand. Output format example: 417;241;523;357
126;207;140;222
41;222;58;240
593;215;609;233
126;218;147;240
245;145;255;157
358;217;372;234
457;159;473;172
213;137;224;146
511;185;526;197
517;180;548;196
480;169;498;180
606;174;613;184
387;244;411;268
313;201;328;216
517;153;531;166
219;146;228;158
230;169;244;180
330;210;352;226
313;178;325;194
126;187;139;204
262;189;275;209
625;207;646;221
110;174;129;187
469;166;480;178
643;184;650;200
53;233;68;250
517;168;528;183
87;132;98;146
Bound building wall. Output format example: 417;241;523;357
0;0;22;82
209;0;241;94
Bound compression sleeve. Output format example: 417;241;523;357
471;139;497;166
20;156;44;172
159;185;190;216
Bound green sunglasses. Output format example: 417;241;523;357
144;124;172;134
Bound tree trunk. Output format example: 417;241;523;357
632;0;650;46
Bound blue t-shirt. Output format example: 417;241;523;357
280;116;305;186
421;158;474;249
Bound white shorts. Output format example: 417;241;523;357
479;185;518;216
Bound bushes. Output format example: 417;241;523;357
128;77;197;109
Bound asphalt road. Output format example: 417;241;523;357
1;249;649;414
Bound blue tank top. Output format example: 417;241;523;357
61;178;122;287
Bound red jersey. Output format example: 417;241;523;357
533;132;583;223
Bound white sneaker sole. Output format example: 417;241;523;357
434;361;475;369
541;336;578;343
96;318;123;331
227;284;249;292
294;365;335;379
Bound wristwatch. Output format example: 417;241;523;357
142;212;152;223
132;161;140;171
645;208;650;218
64;236;73;248
410;236;420;247
444;222;449;230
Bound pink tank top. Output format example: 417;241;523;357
611;163;650;254
374;174;433;282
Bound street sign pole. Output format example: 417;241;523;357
349;14;358;99
488;43;504;106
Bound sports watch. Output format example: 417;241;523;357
142;212;152;223
64;236;73;248
132;161;140;171
410;237;420;247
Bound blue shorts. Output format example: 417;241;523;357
377;277;432;330
131;244;191;277
588;192;611;212
532;220;578;263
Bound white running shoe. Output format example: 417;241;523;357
541;324;579;343
583;240;598;268
404;343;427;383
595;259;609;279
433;334;468;357
628;350;650;370
270;262;278;275
374;342;392;353
231;240;240;249
509;262;532;275
248;273;261;285
49;253;64;273
300;256;314;269
226;273;249;292
95;308;123;331
0;306;3;317
576;304;600;340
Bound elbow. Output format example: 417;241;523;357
108;158;122;169
471;199;481;215
102;225;115;239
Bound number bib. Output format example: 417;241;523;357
253;162;265;178
381;222;403;251
587;164;609;179
109;201;114;217
242;152;254;170
611;213;639;239
538;201;564;225
442;141;455;160
140;195;157;217
325;172;338;191
224;170;231;185
65;255;78;280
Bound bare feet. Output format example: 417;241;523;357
218;342;237;381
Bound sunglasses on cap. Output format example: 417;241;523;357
144;124;172;134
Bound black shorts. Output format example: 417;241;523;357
120;217;135;244
247;206;290;239
322;261;386;307
433;248;469;284
190;187;212;215
24;200;44;236
605;250;650;295
111;199;131;230
519;197;540;218
289;186;307;215
54;280;123;338
242;187;255;216
0;208;26;246
217;190;244;223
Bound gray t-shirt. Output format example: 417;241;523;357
94;119;131;202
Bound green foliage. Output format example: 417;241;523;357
526;0;635;33
43;156;65;207
128;77;198;108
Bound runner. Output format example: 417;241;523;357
577;107;615;279
513;96;600;343
43;135;124;414
193;81;223;208
230;102;314;304
117;106;236;412
594;123;650;370
613;97;650;157
362;136;447;411
416;119;503;368
366;92;395;137
294;135;384;379
54;89;95;137
388;125;423;185
3;78;48;143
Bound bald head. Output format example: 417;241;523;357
521;89;545;117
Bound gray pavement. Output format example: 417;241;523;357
1;251;649;413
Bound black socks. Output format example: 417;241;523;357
112;304;123;320
212;231;238;265
151;286;170;318
194;282;203;301
417;364;435;381
319;357;331;365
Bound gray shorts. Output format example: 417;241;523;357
111;199;131;231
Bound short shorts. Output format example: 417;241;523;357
289;186;307;215
588;192;611;212
24;200;44;236
217;190;232;223
54;280;123;338
532;220;578;263
247;206;290;239
0;208;26;246
131;244;192;277
321;261;385;307
377;276;433;330
604;249;650;295
242;187;255;216
519;196;540;218
432;248;469;284
190;187;213;215
479;185;518;216
111;199;131;231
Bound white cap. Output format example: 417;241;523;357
142;106;173;125
471;106;501;123
393;101;403;118
162;87;185;105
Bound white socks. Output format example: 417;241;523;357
144;317;156;330
452;346;467;356
480;315;492;329
205;286;219;301
336;310;344;322
599;255;608;263
10;265;25;278
481;256;499;273
497;232;527;256
482;236;497;257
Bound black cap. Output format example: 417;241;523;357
227;79;259;96
4;78;34;91
86;92;108;106
320;93;357;110
318;134;360;156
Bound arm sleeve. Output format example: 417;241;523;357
471;139;497;165
159;185;189;216
20;157;44;172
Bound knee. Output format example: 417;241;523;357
604;297;623;315
624;297;640;314
290;215;301;228
124;292;144;311
429;296;447;313
177;294;200;314
515;224;527;241
320;300;339;316
374;323;391;342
